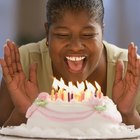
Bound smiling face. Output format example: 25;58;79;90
46;10;104;83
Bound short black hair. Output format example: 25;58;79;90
46;0;104;27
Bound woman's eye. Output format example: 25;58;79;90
55;34;70;39
81;33;98;39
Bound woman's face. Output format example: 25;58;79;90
46;10;104;83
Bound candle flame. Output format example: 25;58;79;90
95;81;101;91
52;77;59;90
77;81;85;92
95;81;103;98
51;78;103;101
68;82;79;94
85;81;96;93
52;77;68;90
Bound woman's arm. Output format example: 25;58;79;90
3;108;27;127
122;110;140;128
0;79;14;126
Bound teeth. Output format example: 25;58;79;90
66;56;85;62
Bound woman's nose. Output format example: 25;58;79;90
69;37;84;51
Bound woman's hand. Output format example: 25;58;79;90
0;40;39;115
113;42;140;127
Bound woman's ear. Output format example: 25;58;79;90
44;22;49;37
44;22;49;46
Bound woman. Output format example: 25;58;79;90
0;0;140;128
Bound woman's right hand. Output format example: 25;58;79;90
0;40;39;115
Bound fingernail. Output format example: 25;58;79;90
6;39;10;43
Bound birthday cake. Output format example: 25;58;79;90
25;78;123;133
1;78;140;139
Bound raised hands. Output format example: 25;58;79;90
0;40;39;115
113;42;140;127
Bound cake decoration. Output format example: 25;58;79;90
94;105;107;111
34;93;49;107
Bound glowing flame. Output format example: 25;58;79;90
52;77;68;90
51;78;103;101
52;77;59;90
95;81;103;98
68;82;79;94
59;78;68;90
85;80;96;94
95;81;101;91
77;81;85;92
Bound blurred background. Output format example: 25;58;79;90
0;0;140;58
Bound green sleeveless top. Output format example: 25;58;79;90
19;39;140;113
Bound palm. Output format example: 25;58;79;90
113;71;139;114
8;71;38;102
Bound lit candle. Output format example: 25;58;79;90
51;78;104;102
95;81;103;98
51;77;59;100
55;92;58;100
68;82;75;101
57;88;63;100
51;88;55;100
81;91;85;101
85;81;96;100
71;92;74;100
77;81;85;101
63;90;67;101
68;92;70;102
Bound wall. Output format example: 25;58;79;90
103;0;140;51
0;0;140;55
16;0;47;45
0;0;17;57
0;0;17;79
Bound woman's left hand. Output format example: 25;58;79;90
112;42;140;127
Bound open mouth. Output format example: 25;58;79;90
65;56;86;73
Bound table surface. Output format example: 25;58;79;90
0;135;140;140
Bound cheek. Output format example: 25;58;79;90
49;48;60;63
49;43;64;68
88;41;103;66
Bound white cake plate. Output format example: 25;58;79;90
0;124;140;140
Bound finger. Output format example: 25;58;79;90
114;60;124;84
7;41;24;74
29;63;38;85
135;57;140;76
128;43;140;88
12;41;24;72
6;40;18;73
0;59;12;84
128;42;137;75
134;58;140;86
4;44;13;76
